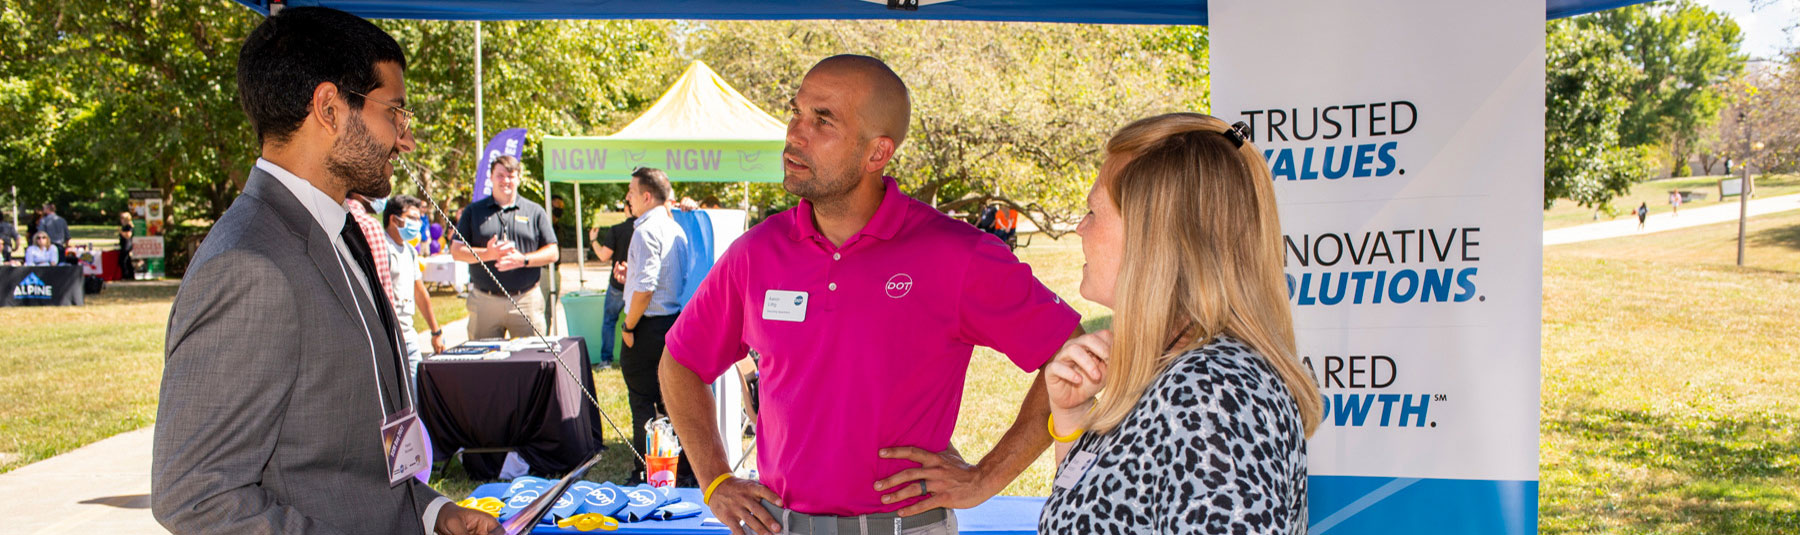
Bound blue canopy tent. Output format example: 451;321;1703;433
233;0;1648;23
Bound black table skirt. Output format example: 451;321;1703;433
0;265;84;306
418;337;604;479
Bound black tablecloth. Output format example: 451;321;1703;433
418;337;604;479
0;265;84;306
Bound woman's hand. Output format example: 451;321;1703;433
1045;330;1112;412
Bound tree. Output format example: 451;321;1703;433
1546;19;1654;209
693;20;1204;236
377;19;680;212
1716;59;1800;176
1580;0;1745;177
0;0;261;224
0;2;680;229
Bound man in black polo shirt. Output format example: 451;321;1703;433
451;155;559;339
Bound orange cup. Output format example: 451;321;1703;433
646;455;679;488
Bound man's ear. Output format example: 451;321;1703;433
310;82;342;135
865;136;897;173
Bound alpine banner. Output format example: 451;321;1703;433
1210;1;1544;533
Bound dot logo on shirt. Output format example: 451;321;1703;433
885;273;914;298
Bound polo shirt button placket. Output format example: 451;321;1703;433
833;253;841;261
828;282;837;291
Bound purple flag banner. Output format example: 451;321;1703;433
474;128;530;202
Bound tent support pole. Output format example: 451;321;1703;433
575;185;586;291
474;21;483;153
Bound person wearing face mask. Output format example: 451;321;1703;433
451;155;560;340
152;7;500;534
383;195;446;381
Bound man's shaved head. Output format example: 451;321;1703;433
807;55;911;146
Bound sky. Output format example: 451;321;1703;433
1697;0;1800;59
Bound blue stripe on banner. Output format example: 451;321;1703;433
1309;476;1537;535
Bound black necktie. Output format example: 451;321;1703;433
340;213;407;411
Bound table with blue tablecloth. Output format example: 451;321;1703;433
465;484;1045;535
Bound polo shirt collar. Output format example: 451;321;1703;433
789;176;909;244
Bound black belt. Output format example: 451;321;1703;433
760;501;948;535
474;284;536;298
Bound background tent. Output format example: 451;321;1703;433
542;60;779;286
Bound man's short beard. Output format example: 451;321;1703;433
327;115;394;199
782;154;861;206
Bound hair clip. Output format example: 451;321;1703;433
1222;121;1251;148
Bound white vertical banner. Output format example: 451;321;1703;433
1212;1;1543;534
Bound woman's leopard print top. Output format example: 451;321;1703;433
1039;335;1308;534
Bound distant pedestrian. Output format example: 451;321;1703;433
1669;190;1681;216
37;203;69;248
1636;202;1648;230
117;212;135;280
0;211;17;263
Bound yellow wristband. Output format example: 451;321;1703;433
1048;412;1084;443
702;473;734;505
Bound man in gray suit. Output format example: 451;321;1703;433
153;8;499;535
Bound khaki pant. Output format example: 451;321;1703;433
466;286;546;340
759;501;957;535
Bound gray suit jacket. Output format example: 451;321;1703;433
153;168;442;534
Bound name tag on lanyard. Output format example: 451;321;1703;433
382;408;428;486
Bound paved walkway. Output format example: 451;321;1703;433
1543;193;1800;246
0;262;614;533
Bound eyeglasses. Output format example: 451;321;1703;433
343;88;414;137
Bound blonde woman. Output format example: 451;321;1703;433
1038;113;1321;534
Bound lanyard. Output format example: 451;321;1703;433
328;232;413;417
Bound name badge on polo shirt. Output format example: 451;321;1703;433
515;215;530;224
762;290;808;322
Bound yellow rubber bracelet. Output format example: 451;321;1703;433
1048;412;1084;443
702;473;734;505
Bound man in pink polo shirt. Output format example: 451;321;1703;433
660;55;1081;535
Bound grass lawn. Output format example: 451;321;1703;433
1539;250;1800;533
1551;208;1800;273
1543;173;1800;230
0;281;175;472
415;287;469;334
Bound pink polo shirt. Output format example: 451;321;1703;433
667;177;1080;516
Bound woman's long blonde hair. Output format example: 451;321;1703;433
1086;113;1322;437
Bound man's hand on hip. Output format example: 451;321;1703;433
435;503;502;535
708;477;784;535
873;444;995;516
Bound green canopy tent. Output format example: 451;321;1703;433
542;60;785;288
545;61;780;466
